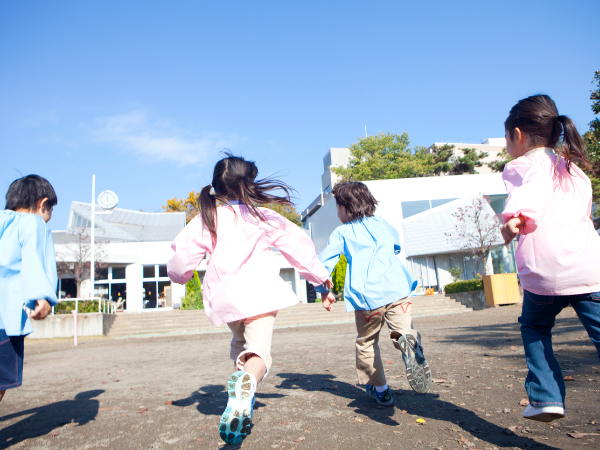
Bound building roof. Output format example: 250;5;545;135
402;196;503;257
60;201;186;242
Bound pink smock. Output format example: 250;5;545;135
502;147;600;296
167;202;329;326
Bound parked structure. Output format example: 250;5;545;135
302;144;515;293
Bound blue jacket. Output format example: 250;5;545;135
0;211;58;336
315;215;416;312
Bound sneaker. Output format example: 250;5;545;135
523;404;565;422
394;334;432;394
366;385;394;406
219;371;255;445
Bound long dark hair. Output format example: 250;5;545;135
504;94;589;173
199;153;295;241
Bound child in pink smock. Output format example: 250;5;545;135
167;154;331;445
501;95;600;423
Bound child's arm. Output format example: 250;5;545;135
502;159;554;235
501;215;527;245
20;215;58;319
167;216;211;285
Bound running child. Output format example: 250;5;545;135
501;94;600;422
0;175;59;402
315;181;432;405
167;154;332;445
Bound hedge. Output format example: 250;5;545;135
444;279;484;294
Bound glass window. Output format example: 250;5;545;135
323;185;331;196
431;198;457;208
143;265;156;278
158;281;171;307
96;267;109;280
110;283;126;302
143;281;157;308
158;265;168;278
112;266;126;279
94;283;109;299
487;194;507;215
401;200;430;219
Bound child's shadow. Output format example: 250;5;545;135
276;373;562;450
172;384;286;417
0;389;104;448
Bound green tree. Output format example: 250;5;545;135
450;148;489;174
583;70;600;228
429;144;455;175
260;202;301;226
330;254;347;300
331;132;433;181
488;148;513;173
182;270;203;309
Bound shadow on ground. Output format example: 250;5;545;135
276;373;562;450
0;390;104;448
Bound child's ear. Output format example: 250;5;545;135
37;197;49;213
514;127;526;144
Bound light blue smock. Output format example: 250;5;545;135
0;210;58;336
314;215;417;312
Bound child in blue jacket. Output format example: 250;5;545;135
316;181;432;405
0;175;58;403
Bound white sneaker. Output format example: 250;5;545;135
523;404;565;422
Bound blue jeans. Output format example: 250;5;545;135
519;290;600;408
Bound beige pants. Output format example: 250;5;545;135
227;311;278;380
354;297;421;386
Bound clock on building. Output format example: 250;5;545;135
97;190;119;210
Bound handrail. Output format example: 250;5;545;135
52;297;116;315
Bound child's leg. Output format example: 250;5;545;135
570;292;600;359
354;306;387;387
235;311;278;382
385;297;431;394
518;291;570;408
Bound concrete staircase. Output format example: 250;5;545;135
106;294;472;339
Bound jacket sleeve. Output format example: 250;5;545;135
502;159;554;234
265;212;330;287
313;229;345;294
167;216;211;285
20;215;58;308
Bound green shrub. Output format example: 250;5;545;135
444;279;484;294
54;300;102;314
182;270;204;310
331;255;347;301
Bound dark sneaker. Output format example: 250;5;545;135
366;384;394;406
394;334;432;394
219;371;255;445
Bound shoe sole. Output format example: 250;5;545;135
395;335;432;394
523;412;564;423
219;371;254;445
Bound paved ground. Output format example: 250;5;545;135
1;304;599;450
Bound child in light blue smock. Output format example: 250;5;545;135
316;181;432;406
0;175;58;403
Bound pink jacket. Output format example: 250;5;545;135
167;202;329;325
502;147;600;296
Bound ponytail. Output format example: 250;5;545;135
199;184;218;242
556;115;590;173
199;153;296;242
505;94;590;174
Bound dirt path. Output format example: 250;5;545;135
1;304;598;449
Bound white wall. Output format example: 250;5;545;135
306;197;340;254
126;263;143;312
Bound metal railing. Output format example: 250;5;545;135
51;297;117;315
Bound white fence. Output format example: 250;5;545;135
52;297;116;315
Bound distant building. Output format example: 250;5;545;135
427;138;507;175
302;142;515;293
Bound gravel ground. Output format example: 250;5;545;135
1;304;599;450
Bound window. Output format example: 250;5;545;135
143;265;156;278
431;198;457;208
487;194;507;215
96;268;109;280
158;265;168;278
323;185;331;196
112;267;126;279
401;200;431;219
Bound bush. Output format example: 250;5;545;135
54;300;102;314
444;279;484;294
331;255;347;301
182;270;204;310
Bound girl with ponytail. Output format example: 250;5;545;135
500;95;600;423
168;154;332;445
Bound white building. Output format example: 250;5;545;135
53;202;312;311
302;145;515;294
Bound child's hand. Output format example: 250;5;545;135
501;216;526;245
321;292;336;311
323;279;333;290
30;299;51;320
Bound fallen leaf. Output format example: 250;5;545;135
400;410;407;414
114;380;120;382
519;398;530;406
564;375;575;381
51;433;59;437
503;408;512;413
354;418;363;423
279;421;296;425
416;418;426;424
165;400;172;405
137;408;147;413
331;403;336;406
432;378;447;383
294;437;305;442
101;381;107;384
568;432;600;439
385;360;394;365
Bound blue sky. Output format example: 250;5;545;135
1;0;598;230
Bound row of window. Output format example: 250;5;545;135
401;194;507;219
95;265;169;281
